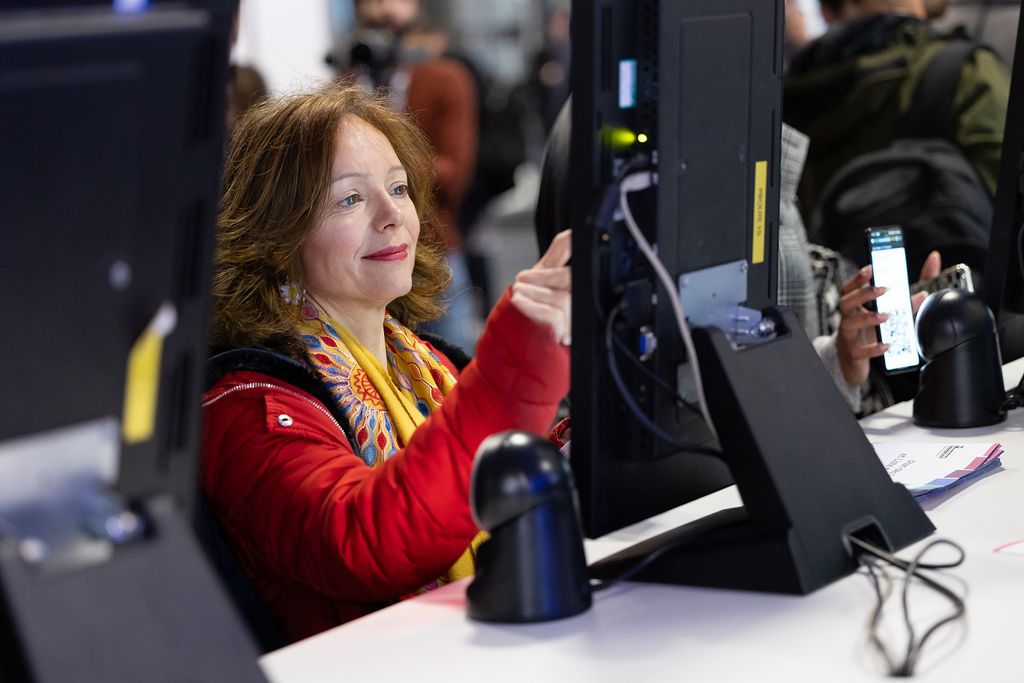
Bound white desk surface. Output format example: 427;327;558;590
261;359;1024;683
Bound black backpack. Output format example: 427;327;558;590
810;41;995;279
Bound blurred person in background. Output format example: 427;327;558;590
785;0;811;65
527;4;571;134
932;0;1020;66
224;5;268;138
784;0;1009;219
225;64;268;136
924;0;951;19
398;21;517;316
341;0;482;352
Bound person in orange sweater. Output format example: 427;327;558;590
203;84;570;643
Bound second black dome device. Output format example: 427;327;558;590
466;431;591;623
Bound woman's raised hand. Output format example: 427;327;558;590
511;230;572;345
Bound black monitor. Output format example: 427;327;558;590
569;0;781;538
568;0;934;594
0;0;232;512
984;4;1024;362
0;4;265;680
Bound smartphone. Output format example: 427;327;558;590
865;226;920;373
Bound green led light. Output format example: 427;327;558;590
604;126;637;149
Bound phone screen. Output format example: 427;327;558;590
867;226;920;372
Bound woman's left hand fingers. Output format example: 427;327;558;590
515;266;570;290
512;280;570;309
512;282;571;344
537;230;572;269
511;230;572;344
510;290;571;345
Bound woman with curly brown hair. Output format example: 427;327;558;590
202;84;570;643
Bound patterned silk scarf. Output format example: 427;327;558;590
296;300;483;589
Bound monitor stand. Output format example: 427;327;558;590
589;307;934;594
0;420;265;682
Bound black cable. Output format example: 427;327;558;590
848;535;965;572
999;383;1023;411
610;332;704;417
585;158;708;421
587;157;654;321
586;283;723;593
847;535;967;677
588;165;712;428
861;554;899;674
588;509;749;594
604;305;720;455
900;543;967;675
588;537;688;593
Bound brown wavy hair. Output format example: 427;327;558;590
210;83;450;358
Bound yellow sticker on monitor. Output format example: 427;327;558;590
122;303;177;444
752;160;767;264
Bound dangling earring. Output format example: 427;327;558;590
279;281;305;305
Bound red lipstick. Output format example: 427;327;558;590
364;244;409;261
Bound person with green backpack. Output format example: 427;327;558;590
783;0;1010;278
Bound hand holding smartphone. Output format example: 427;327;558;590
866;226;920;373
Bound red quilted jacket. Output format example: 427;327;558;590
200;292;569;642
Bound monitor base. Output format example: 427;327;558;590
589;307;934;594
590;506;872;594
0;495;265;683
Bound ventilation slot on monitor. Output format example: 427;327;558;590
174;199;203;305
